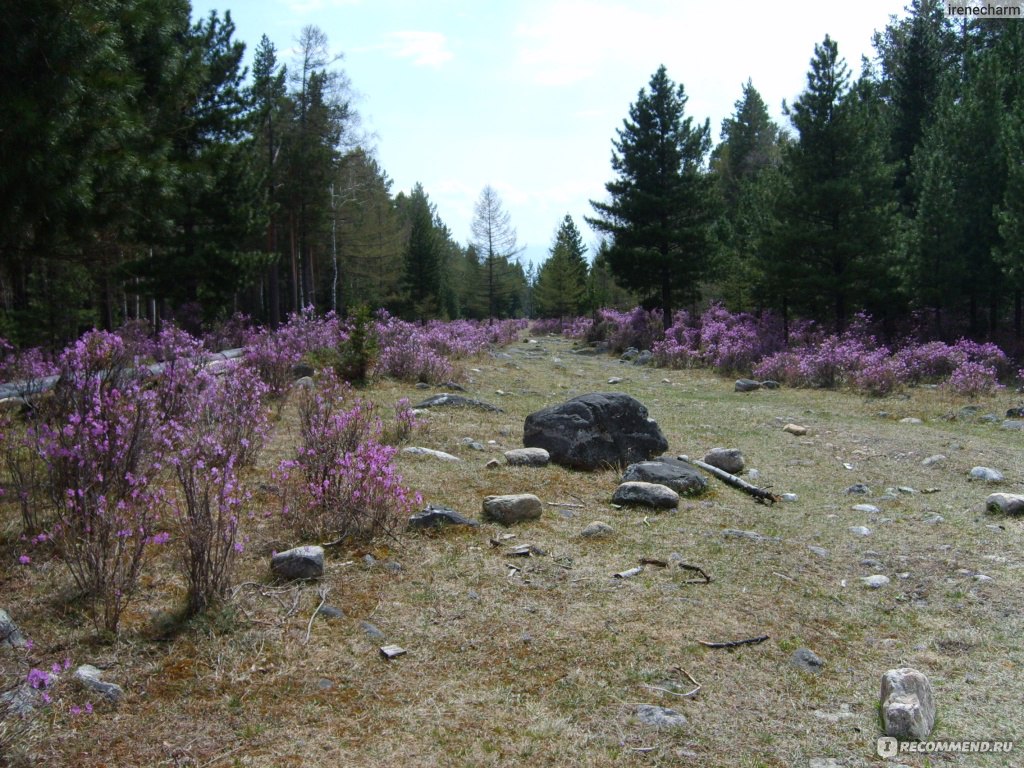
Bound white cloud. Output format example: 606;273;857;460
384;30;454;68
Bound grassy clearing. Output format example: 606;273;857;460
2;334;1023;767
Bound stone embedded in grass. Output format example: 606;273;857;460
782;423;807;436
625;457;707;496
861;575;890;588
608;377;624;384
402;446;462;462
482;493;543;524
580;521;614;538
723;528;780;543
635;703;687;729
900;417;923;424
503;447;550;467
316;605;345;620
969;466;1004;483
791;647;825;674
807;545;829;558
359;621;385;640
849;526;872;537
781;493;799;502
881;668;936;740
271;545;324;581
922;454;947;467
611;481;679;509
760;380;780;389
74;664;125;704
408;505;480;530
735;379;761;392
412;393;504;413
986;493;1024;515
1000;419;1024;431
702;447;745;475
0;608;27;650
852;504;880;514
845;483;871;495
0;683;38;716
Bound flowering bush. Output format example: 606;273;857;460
946;360;1003;397
244;308;344;397
279;371;420;540
32;331;165;633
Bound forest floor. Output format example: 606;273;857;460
2;333;1024;767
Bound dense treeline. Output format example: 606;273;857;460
2;1;1022;351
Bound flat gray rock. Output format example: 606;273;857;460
580;521;614;538
922;454;947;467
413;393;503;412
635;703;687;729
624;456;707;496
791;647;824;674
723;528;780;543
271;545;324;580
408;505;480;529
735;379;761;392
482;494;543;524
503;447;550;467
402;446;462;462
612;481;679;509
74;664;125;704
986;493;1024;515
0;608;27;649
969;466;1004;483
852;504;880;514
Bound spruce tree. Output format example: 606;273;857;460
534;215;588;320
587;66;718;328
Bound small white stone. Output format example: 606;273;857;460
862;575;890;588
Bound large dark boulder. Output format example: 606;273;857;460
622;457;708;496
523;392;668;470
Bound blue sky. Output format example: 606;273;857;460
197;0;911;268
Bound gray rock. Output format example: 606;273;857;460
808;545;830;558
458;437;485;451
0;608;27;649
1000;419;1024;431
607;376;623;384
849;526;872;537
359;621;385;640
986;493;1024;515
881;668;936;740
415;381;430;389
923;514;944;525
791;647;824;674
523;393;668;471
635;703;687;729
723;529;780;543
760;380;780;390
408;505;480;529
0;683;39;717
611;481;679;509
782;493;799;502
735;378;761;392
634;350;653;366
485;458;501;469
620;348;639;361
383;561;403;573
294;376;315;390
412;393;503;413
503;447;550;467
852;504;880;514
702;447;745;475
482;494;543;524
623;457;707;496
317;605;345;619
845;483;871;495
271;545;324;580
900;417;923;424
580;521;614;538
402;446;462;462
969;466;1004;483
74;664;125;704
1007;407;1024;418
862;575;890;588
782;423;808;435
922;454;947;467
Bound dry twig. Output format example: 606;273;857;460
697;634;769;649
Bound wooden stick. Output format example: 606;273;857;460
688;457;780;505
697;634;769;649
677;563;712;583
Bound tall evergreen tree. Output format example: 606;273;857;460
768;37;899;333
397;183;443;319
534;215;588;319
587;65;718;329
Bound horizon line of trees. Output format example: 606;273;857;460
2;1;1023;353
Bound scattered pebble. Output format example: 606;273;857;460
922;455;947;467
580;521;614;538
849;526;872;537
852;504;880;514
862;575;890;588
969;466;1004;483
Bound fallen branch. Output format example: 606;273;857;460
304;587;330;644
697;634;769;649
688;457;780;505
677;563;712;584
546;501;585;508
641;667;702;699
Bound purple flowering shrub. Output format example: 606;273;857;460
244;308;344;397
278;371;420;540
159;365;269;614
946;360;1003;397
31;331;165;633
653;305;784;372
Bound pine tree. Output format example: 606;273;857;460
534;215;588;320
470;186;522;319
397;183;443;319
768;37;900;333
587;65;718;328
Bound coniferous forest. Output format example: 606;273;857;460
2;1;1023;353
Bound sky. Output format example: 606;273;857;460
196;0;912;268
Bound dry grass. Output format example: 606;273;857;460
2;334;1024;767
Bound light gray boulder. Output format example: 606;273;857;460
612;481;679;509
880;668;935;740
271;545;324;580
482;494;542;524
